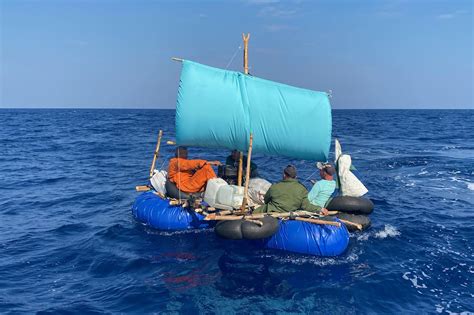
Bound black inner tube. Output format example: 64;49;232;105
326;196;374;215
215;216;279;240
215;220;244;240
165;180;202;200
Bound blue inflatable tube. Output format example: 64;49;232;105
131;192;213;230
258;219;349;256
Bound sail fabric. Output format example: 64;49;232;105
175;60;332;161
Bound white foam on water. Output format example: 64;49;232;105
467;183;474;191
436;304;444;313
446;310;474;315
375;225;401;239
146;228;213;236
356;233;370;241
263;251;359;266
354;225;400;241
402;271;427;289
450;176;464;183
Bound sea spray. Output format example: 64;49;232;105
467;183;474;191
355;225;401;241
375;225;401;239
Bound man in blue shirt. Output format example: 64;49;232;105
308;163;337;215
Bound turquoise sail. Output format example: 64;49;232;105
175;60;332;161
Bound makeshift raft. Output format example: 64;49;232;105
132;191;351;257
132;33;372;257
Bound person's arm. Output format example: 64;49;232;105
299;184;322;213
207;161;221;166
177;159;206;171
302;195;322;213
264;185;273;204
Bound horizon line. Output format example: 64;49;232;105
0;107;472;110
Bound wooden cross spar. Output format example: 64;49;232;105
205;211;342;227
204;210;362;230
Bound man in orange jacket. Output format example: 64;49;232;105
168;147;220;193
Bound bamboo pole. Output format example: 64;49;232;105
205;211;313;220
205;212;341;227
295;217;341;227
240;133;253;211
245;218;264;226
149;130;163;178
238;33;250;186
135;185;151;192
338;219;363;230
237;152;243;186
206;210;326;220
242;33;250;75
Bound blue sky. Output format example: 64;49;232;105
0;0;472;109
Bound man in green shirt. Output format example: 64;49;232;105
254;165;323;214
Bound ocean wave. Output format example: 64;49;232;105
356;225;401;241
2;109;473;314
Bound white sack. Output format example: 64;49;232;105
150;170;167;195
247;178;272;206
338;154;368;197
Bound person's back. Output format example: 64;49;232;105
308;179;336;207
168;157;205;187
308;163;336;208
255;165;321;213
258;178;308;213
168;147;219;193
225;150;258;178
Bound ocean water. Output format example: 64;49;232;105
0;109;473;314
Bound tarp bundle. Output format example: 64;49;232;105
175;60;332;161
334;139;368;197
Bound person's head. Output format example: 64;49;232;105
319;163;336;179
231;150;240;160
175;146;188;159
283;165;297;179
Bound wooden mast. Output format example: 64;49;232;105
238;33;250;186
240;133;253;212
149;130;163;178
243;33;250;74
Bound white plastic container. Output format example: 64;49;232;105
215;185;244;210
204;178;228;207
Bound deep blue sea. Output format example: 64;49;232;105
1;109;473;314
